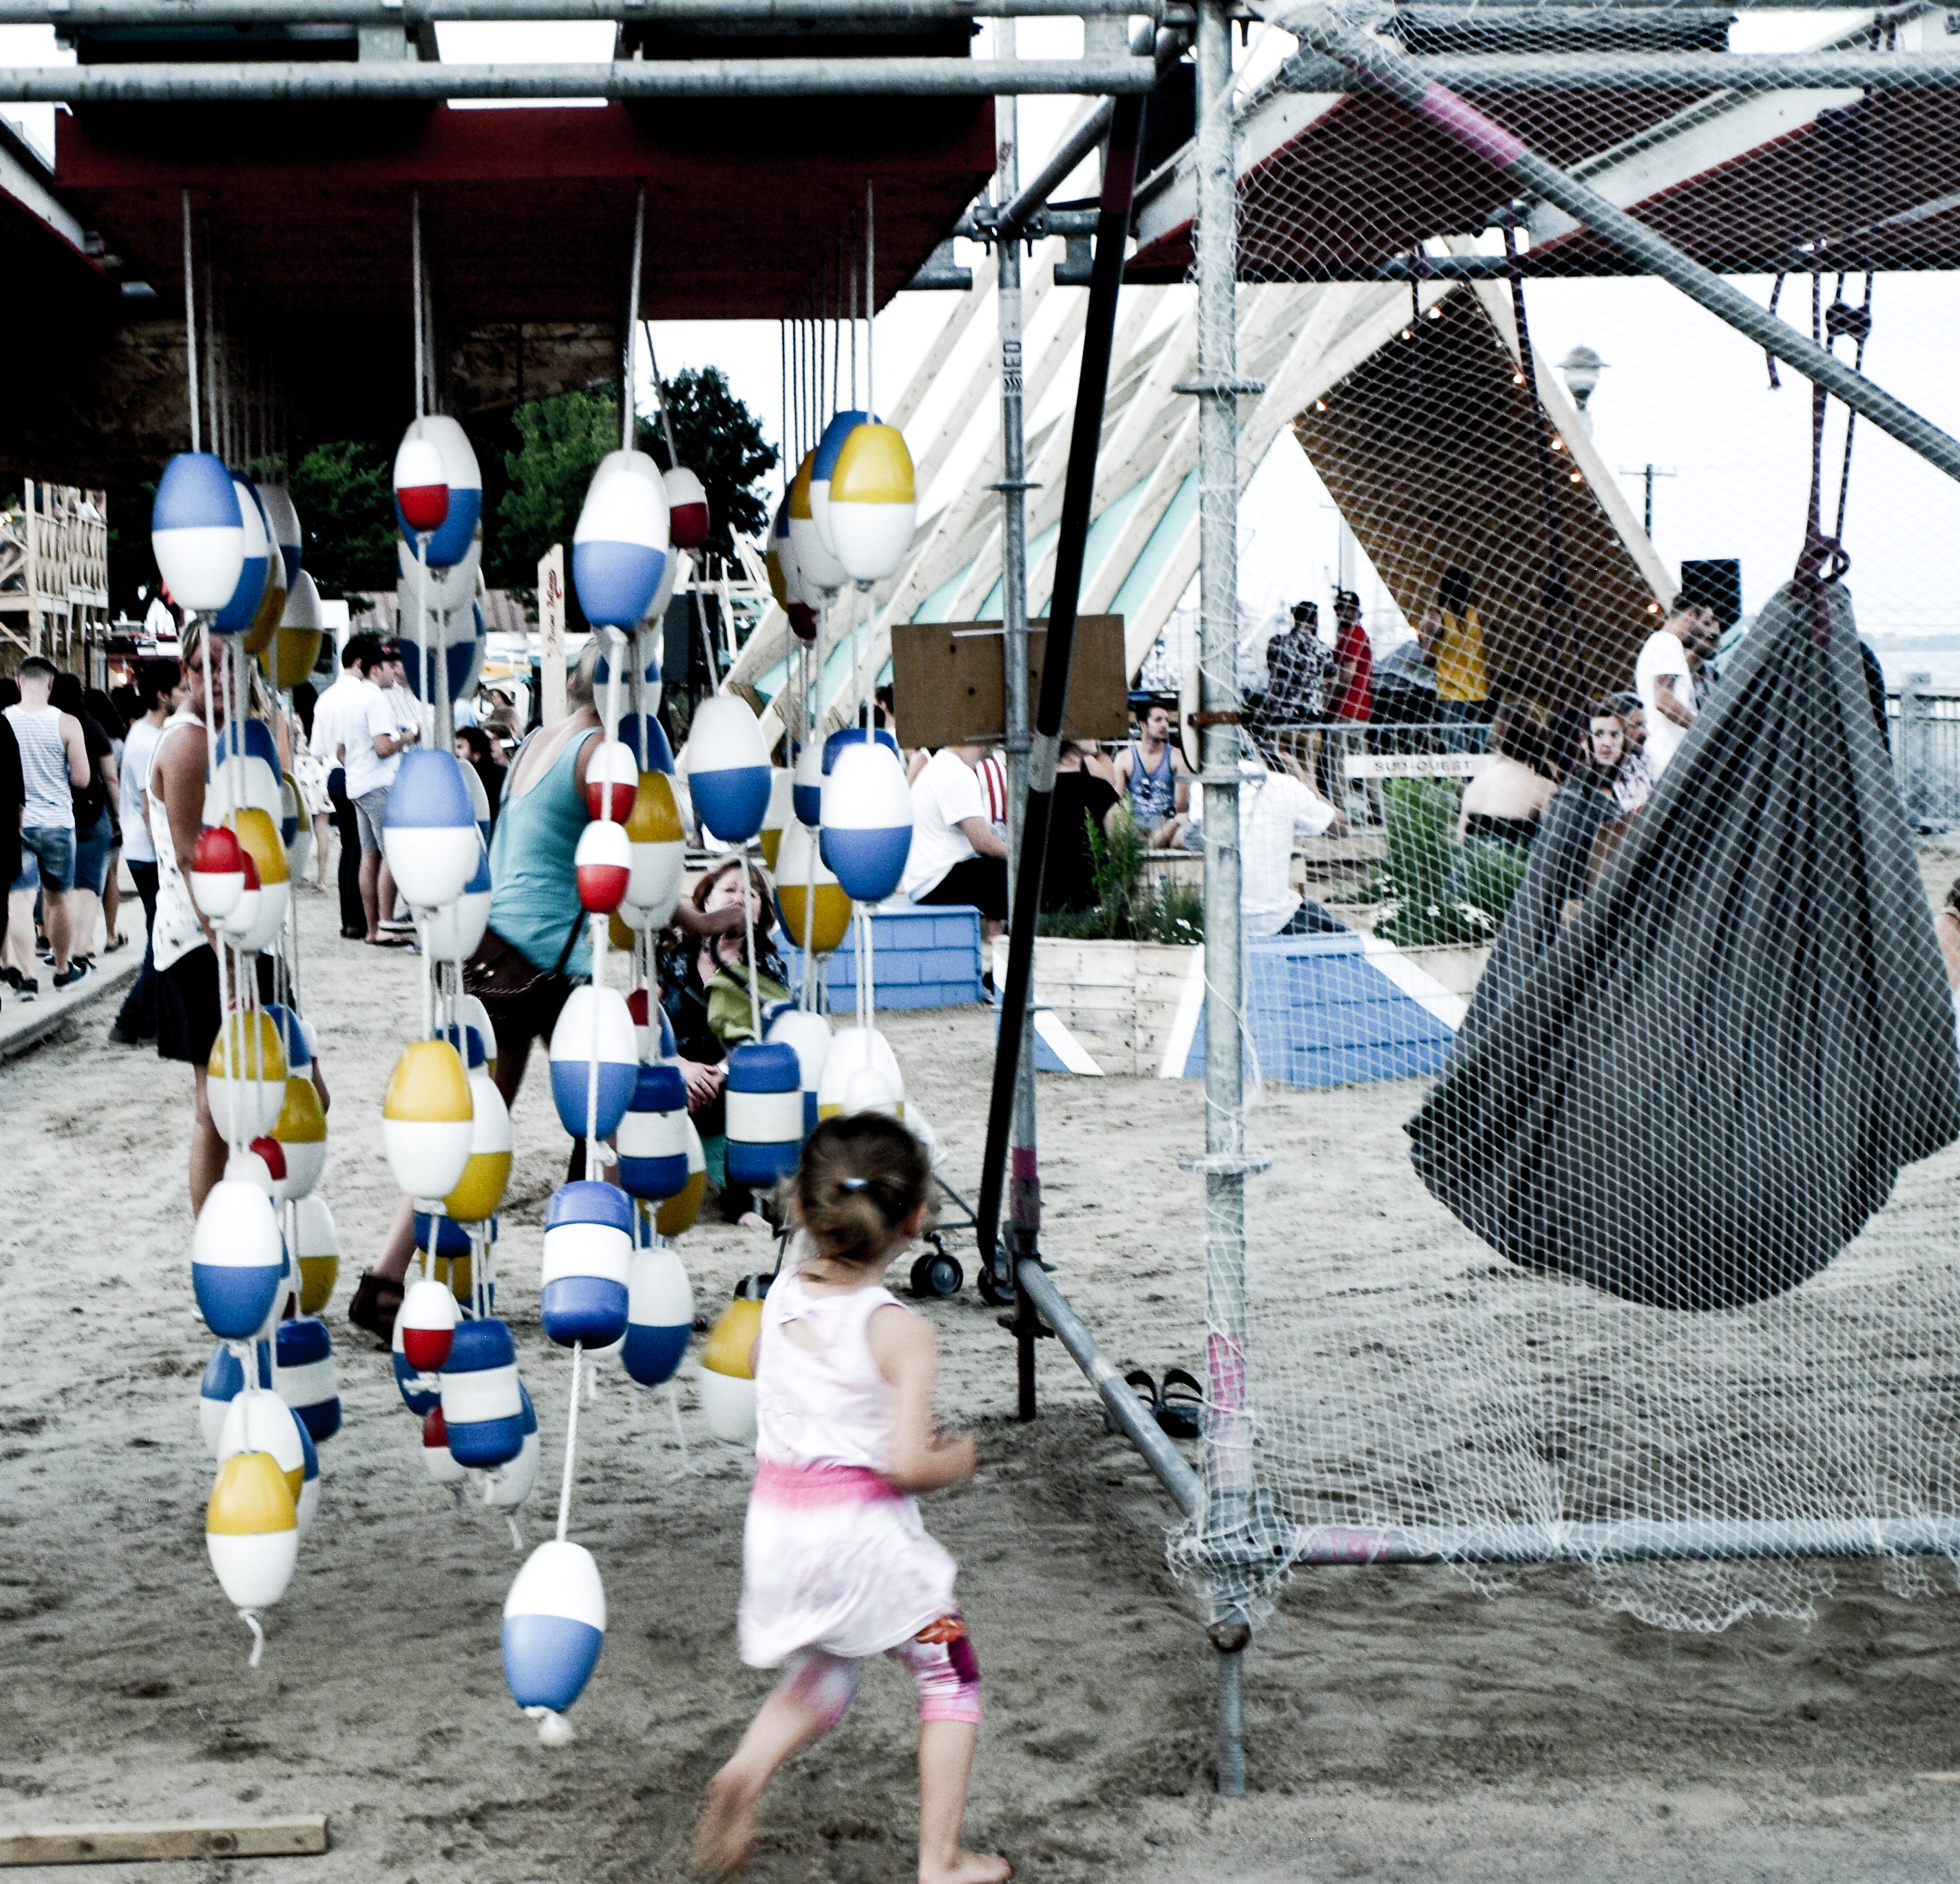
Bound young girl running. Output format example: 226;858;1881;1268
695;1115;1009;1883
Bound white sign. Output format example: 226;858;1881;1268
538;543;567;725
1344;751;1494;780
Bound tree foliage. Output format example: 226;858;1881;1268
644;366;778;560
288;438;398;604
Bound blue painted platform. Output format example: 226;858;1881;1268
1177;934;1457;1087
779;902;984;1012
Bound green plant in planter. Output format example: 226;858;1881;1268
1036;810;1204;944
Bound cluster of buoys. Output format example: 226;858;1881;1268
154;450;348;1667
493;439;719;1744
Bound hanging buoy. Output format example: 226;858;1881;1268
269;1077;326;1202
573;450;670;629
393;430;450;536
575;819;631;914
772;823;852;960
787;448;847;598
816;1025;906;1120
381;1039;474;1202
614;712;674;777
292;1411;322;1538
222;806;291;954
213;475;272;636
400;1273;459;1374
617;1062;690;1202
583;739;640;824
460;993;498;1081
547;987;637;1142
622;1231;693;1386
206;1450;297;1629
189;824;246;919
151;452;246;612
207;1014;290;1145
820;739;913;903
218;1386;307;1506
198;1343;254;1457
664;465;710;550
412;416;484;570
621;771;685;931
244;484;289;655
422;1406;467;1485
759;768;794;872
792;738;824;829
441;1317;525;1468
295;1194;339;1316
422;833;492;963
223;1135;282;1206
827;422;918;585
724;1041;804;1189
413;1209;476;1306
263;568;326;691
819;724;903;775
765;1008;832;1135
654;1116;708;1237
684;695;771;846
275;1317;341;1443
808;408;871;559
445;1062;512;1224
765;494;793;610
503;1538;607;1730
281;775;312;885
698;1291;762;1443
383;750;481;911
540;1181;632;1348
392;1306;441;1417
257;483;303;591
483;1380;541;1512
624;985;676;1064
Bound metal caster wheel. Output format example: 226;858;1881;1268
909;1249;965;1299
976;1263;1014;1307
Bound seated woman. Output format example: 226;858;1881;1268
1457;704;1556;846
657;857;790;1229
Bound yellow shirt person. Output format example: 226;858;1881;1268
1431;568;1488;706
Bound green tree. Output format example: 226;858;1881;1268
644;366;777;561
489;390;620;594
288;438;398;604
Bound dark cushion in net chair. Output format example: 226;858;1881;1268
1407;579;1960;1310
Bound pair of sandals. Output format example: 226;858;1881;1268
1115;1368;1203;1441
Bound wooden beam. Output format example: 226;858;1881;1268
0;1816;328;1866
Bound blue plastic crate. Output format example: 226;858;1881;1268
778;901;984;1012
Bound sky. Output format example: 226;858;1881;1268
4;10;1956;681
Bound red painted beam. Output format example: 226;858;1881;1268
56;97;993;321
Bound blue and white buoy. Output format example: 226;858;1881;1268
503;1538;606;1738
540;1182;633;1349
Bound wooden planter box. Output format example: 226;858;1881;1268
994;936;1199;1076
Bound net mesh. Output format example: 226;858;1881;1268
1160;0;1960;1631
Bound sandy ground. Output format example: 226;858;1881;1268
8;885;1960;1881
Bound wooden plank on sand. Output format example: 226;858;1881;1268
0;1817;327;1866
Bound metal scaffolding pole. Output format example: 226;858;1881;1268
2;0;1159;19
1188;0;1263;1801
1280;3;1960;490
991;55;1044;1394
0;53;1158;101
1274;48;1960;94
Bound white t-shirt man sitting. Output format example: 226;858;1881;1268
1186;757;1347;937
903;743;1011;939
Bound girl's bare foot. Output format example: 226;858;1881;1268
693;1770;761;1878
920;1852;1011;1884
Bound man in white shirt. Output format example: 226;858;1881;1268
309;640;370;937
902;743;1011;940
106;658;182;1044
1186;757;1348;937
339;637;418;945
1634;600;1719;780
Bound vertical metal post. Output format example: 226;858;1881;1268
995;48;1042;1417
1195;0;1252;1798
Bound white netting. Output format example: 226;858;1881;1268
1163;0;1960;1631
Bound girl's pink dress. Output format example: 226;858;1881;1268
737;1266;960;1667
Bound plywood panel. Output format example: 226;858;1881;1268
892;616;1128;749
